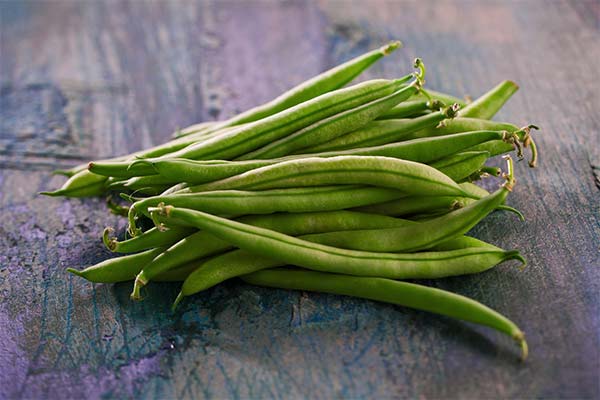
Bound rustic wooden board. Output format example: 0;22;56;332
1;0;599;398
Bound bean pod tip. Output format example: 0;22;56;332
66;267;84;278
172;292;185;312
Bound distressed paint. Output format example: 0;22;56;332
0;0;599;398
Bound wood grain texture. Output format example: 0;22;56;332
1;0;599;398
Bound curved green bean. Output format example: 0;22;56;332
66;247;164;283
377;99;442;120
102;225;196;253
130;210;419;299
40;169;108;198
128;185;407;235
300;104;459;153
405;117;518;141
240;269;528;360
459;80;519;119
181;156;469;197
216;41;403;128
430;151;490;182
175;243;522;305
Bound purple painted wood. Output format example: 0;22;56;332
1;1;599;398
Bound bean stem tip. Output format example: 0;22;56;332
502;155;516;191
102;227;117;251
130;275;147;301
39;190;63;197
172;292;184;312
496;205;525;221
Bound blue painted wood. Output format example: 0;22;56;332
1;1;598;398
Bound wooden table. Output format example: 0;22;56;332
1;1;598;398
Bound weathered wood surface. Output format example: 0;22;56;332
1;1;599;398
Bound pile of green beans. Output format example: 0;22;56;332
46;42;540;360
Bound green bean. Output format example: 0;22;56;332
172;120;220;138
80;233;495;286
45;126;233;197
109;174;180;191
40;169;108;197
154;261;203;282
89;76;415;179
181;156;469;197
430;151;490;182
130;210;419;299
467;125;539;167
354;195;468;217
357;181;489;219
222;41;404;128
414;88;467;107
459;80;519;119
66;247;164;283
238;81;422;160
102;225;196;253
460;181;492;198
240;269;528;360
128;185;407;235
149;234;494;283
405;117;518;141
144;147;487;199
299;104;459;154
377;99;442;120
427;235;499;251
175;241;522;306
174;42;402;140
355;182;524;221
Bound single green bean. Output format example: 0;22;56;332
430;151;490;182
129;185;407;235
66;247;164;283
102;225;196;253
240;269;528;359
172;120;220;138
377;99;442;120
218;41;404;128
405;117;518;141
299;104;459;154
181;156;469;198
176;242;522;304
131;210;419;299
459;80;519;119
353;195;470;217
40;169;108;197
301;159;517;252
